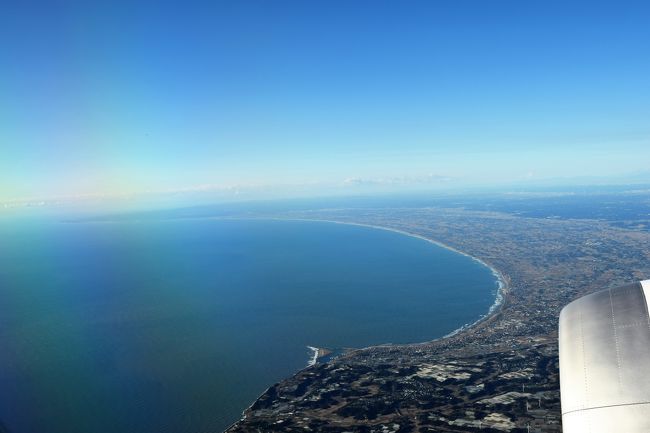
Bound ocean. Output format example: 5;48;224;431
0;218;498;433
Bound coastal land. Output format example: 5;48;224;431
226;203;650;433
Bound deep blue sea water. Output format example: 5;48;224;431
0;218;497;433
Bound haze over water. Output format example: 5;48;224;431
0;218;497;433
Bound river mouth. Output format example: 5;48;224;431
0;218;498;433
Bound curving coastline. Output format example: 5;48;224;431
223;216;511;432
271;217;509;343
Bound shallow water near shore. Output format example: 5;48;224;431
0;218;497;433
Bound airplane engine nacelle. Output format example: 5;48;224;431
559;280;650;432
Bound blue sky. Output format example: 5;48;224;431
2;0;649;202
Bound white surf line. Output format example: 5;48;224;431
278;217;509;337
306;346;319;367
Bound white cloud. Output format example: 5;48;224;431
342;173;453;187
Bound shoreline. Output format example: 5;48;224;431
224;345;334;432
266;217;509;343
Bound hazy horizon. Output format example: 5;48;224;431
3;0;649;205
